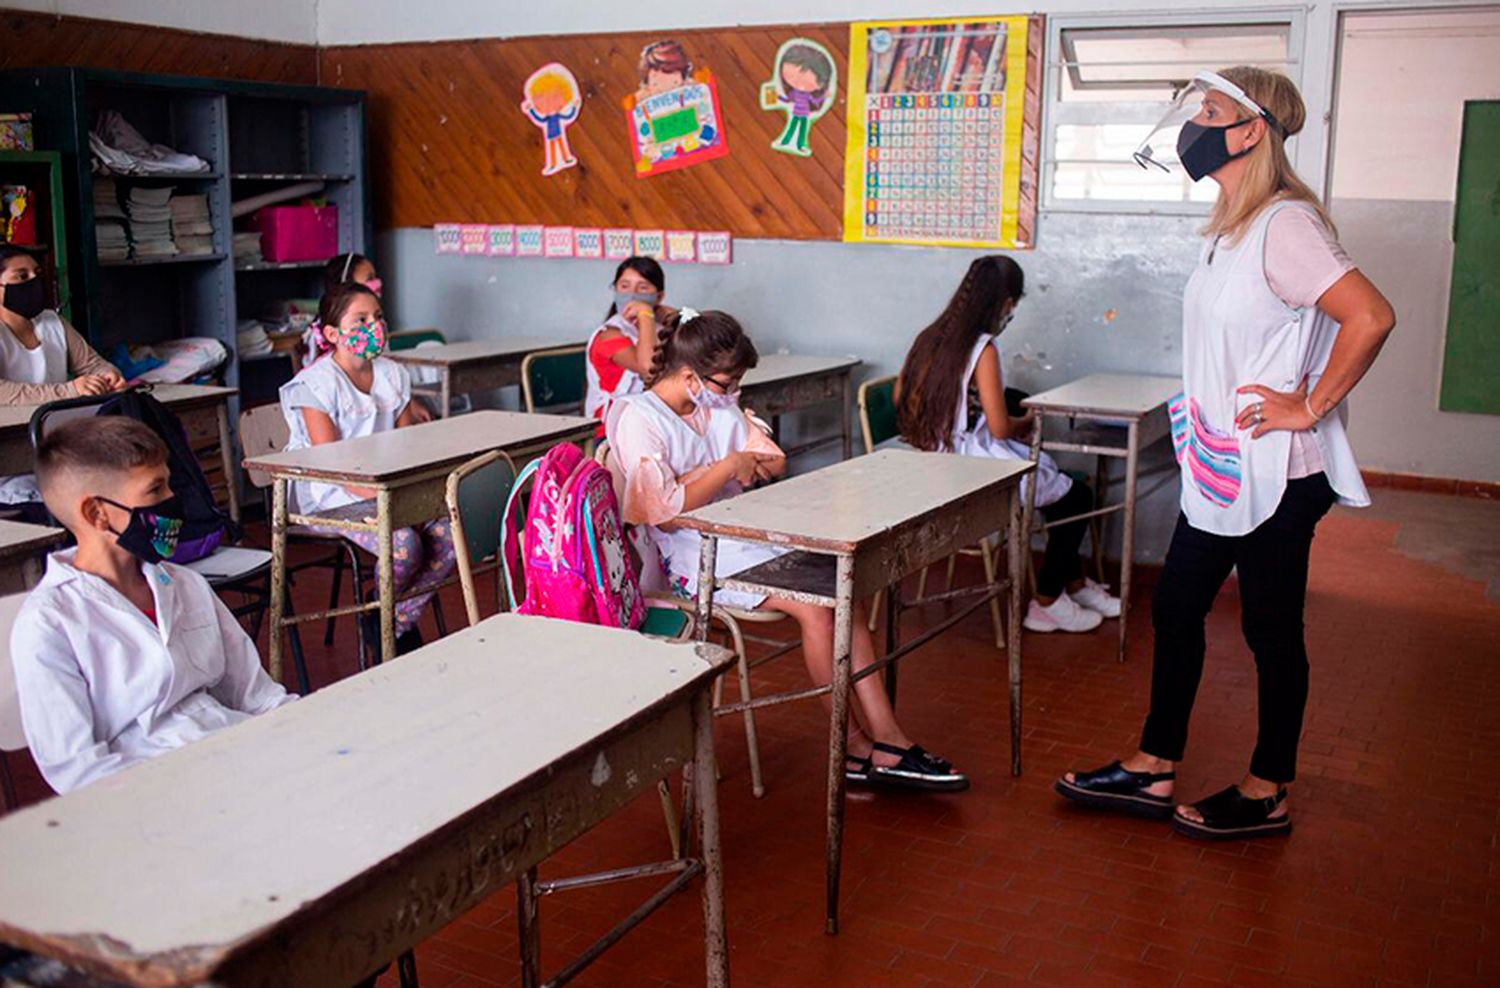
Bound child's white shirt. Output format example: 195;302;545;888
278;354;412;514
10;548;295;794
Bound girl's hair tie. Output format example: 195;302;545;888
678;306;700;326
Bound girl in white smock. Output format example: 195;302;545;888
606;307;968;792
585;256;673;434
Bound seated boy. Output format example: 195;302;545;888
12;417;294;794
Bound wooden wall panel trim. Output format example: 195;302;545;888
0;10;318;85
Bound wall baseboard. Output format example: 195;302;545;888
1361;469;1499;500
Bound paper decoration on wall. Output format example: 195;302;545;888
760;39;837;158
574;228;603;258
844;16;1032;249
622;40;730;178
697;231;733;265
520;63;583;177
488;225;515;256
434;224;462;254
435;226;732;265
460;225;489;255
633;229;665;259
516;225;544;256
543;226;575;257
604;229;635;260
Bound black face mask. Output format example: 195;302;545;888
99;495;184;564
2;278;48;319
1176;118;1257;182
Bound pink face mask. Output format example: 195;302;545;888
364;277;384;297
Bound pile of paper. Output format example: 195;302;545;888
93;178;129;262
236;319;274;357
232;231;263;266
125;185;177;258
170;194;214;256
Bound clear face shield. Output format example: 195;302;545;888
1132;71;1278;176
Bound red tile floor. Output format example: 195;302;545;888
6;490;1498;986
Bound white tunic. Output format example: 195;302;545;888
278;355;413;514
584;314;648;421
11;549;295;794
949;334;1073;508
606;391;788;609
1174;200;1369;536
0;310;69;504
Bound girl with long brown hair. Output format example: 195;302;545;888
896;255;1120;634
1058;67;1395;840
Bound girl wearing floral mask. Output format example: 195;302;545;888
604;309;969;792
278;282;453;655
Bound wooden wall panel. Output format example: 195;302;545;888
320;25;850;239
0;10;318;85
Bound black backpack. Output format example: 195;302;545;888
96;389;239;563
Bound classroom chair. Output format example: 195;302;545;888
0;593;27;813
27;392;284;643
594;440;791;799
521;344;588;416
858;375;1008;650
445;449;517;625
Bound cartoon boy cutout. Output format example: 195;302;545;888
521;63;583;176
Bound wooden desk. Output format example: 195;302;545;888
740;353;861;461
244;411;595;673
1022;373;1181;664
675;448;1032;933
0;384;241;522
0;520;66;593
387;338;583;418
0;613;734;988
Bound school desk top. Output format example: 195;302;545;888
741;353;860;387
1021;373;1181;419
0;613;733;986
384;338;581;366
0;383;236;433
675;448;1032;554
242;410;593;484
0;519;66;560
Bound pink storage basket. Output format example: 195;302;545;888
256;205;338;262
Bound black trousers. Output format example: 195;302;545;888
1140;474;1337;783
1036;479;1094;598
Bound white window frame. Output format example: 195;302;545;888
1042;8;1308;216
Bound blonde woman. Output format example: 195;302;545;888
1056;67;1395;840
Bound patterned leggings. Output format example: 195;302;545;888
308;518;457;637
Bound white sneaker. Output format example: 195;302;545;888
1071;578;1122;619
1023;592;1104;633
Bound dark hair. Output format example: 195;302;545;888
648;309;758;385
309;282;381;359
896;256;1025;452
606;256;666;319
36;417;167;506
323;252;373;295
0;244;39;271
780;43;834;97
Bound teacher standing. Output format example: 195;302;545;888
1055;67;1395;840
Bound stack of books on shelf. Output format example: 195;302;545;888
93;178;129;262
232;231;263;266
125;185;177;259
169;194;214;256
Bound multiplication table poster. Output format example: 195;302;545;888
843;16;1033;249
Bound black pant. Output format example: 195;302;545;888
1036;479;1094;598
1140;474;1337;783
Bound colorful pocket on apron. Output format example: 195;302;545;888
1169;393;1242;508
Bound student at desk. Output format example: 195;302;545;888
585;256;675;434
607;308;967;791
0;245;123;521
280;282;455;655
12;418;293;794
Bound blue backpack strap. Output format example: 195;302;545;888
500;458;542;610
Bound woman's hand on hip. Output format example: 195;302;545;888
1236;378;1317;438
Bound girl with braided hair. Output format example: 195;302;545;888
606;308;969;792
896;255;1119;634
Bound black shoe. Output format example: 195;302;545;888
1054;760;1175;819
868;743;969;792
1172;786;1291;842
845;753;874;786
395;627;425;656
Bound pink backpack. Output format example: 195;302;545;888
501;442;647;630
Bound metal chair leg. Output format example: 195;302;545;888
284;586;313;694
348;545;369;672
0;752;16;813
517;868;540;988
324;547;345;646
432;596;448;638
396;948;419;988
658;779;682;860
980;539;1007;651
866;589;883;632
945;553;958;591
722;611;765;799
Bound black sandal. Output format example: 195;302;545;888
845;753;873;785
1172;786;1291;841
868;743;969;792
1054;761;1175;819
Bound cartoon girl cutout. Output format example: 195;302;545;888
520;63;583;176
760;40;837;158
